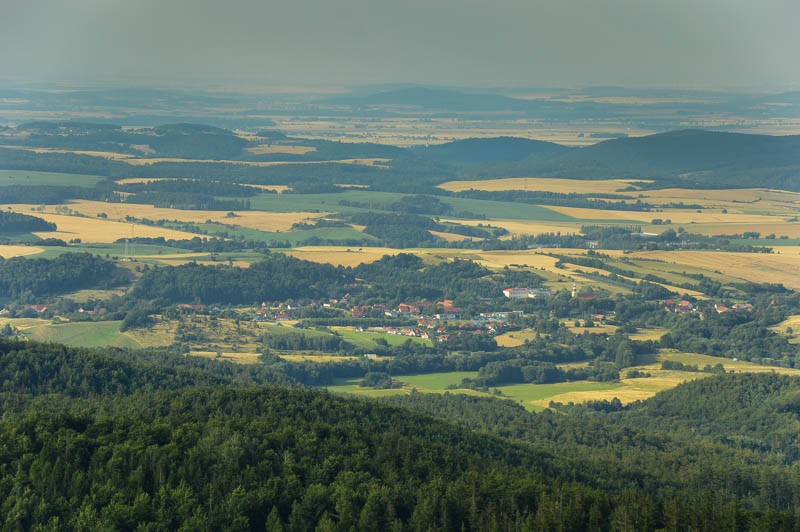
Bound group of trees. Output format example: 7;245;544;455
131;252;546;312
0;210;55;233
0;337;799;529
0;253;126;302
264;332;353;352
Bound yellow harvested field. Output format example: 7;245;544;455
114;177;170;185
684;223;800;238
0;245;43;258
769;315;800;343
443;218;582;238
623;249;800;289
286;246;401;266
0;206;198;243
474;249;573;270
158;259;252;268
0;317;51;330
429;230;481;242
543;205;784;225
191;351;263;364
124;320;176;348
538;381;668;406
63;288;127;302
245;184;291;193
244;144;316;155
283;246;499;267
495;328;539;347
60;200;324;232
533;350;800;408
661;351;800;375
564;322;619;335
439;177;647;194
628;328;670;341
0;145;133;160
113;178;291;194
624;187;800;206
123;157;389;167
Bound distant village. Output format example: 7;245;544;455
0;284;761;345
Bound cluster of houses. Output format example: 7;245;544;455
664;299;696;314
256;302;298;321
665;299;755;315
502;287;552;300
713;302;754;314
376;316;512;342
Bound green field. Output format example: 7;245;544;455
493;381;623;410
334;328;433;348
0;169;104;187
327;371;479;398
174;221;377;245
326;371;622;410
4;242;202;260
22;320;140;348
248;190;578;221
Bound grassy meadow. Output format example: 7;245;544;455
21;320;141;348
325;350;800;411
0;169;104;187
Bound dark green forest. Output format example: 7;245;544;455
2;125;800;191
1;338;800;530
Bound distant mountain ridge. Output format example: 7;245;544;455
431;130;800;190
327;86;529;111
415;136;569;164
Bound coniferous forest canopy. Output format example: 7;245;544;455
1;79;800;530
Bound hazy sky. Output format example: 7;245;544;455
1;0;798;90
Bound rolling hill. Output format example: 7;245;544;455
442;130;800;190
415;136;570;164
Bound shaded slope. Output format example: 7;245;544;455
416;136;569;165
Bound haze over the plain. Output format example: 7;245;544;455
1;0;797;90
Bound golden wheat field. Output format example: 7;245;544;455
623;187;800;213
533;350;800;408
0;245;43;258
115;177;291;193
543;205;784;225
285;246;402;266
559;259;706;297
157;259;252;268
442;218;583;238
770;315;800;343
244;184;291;193
0;145;134;160
625;249;800;289
57;200;324;232
0;206;198;243
191;351;263;364
429;230;481;242
683;223;800;238
244;144;317;155
474;249;577;269
438;177;647;194
494;328;539;347
123;157;390;167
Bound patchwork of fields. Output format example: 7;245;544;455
3;163;799;411
326;350;800;411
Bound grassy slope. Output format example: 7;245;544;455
23;320;140;348
249;190;577;221
0;169;104;187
